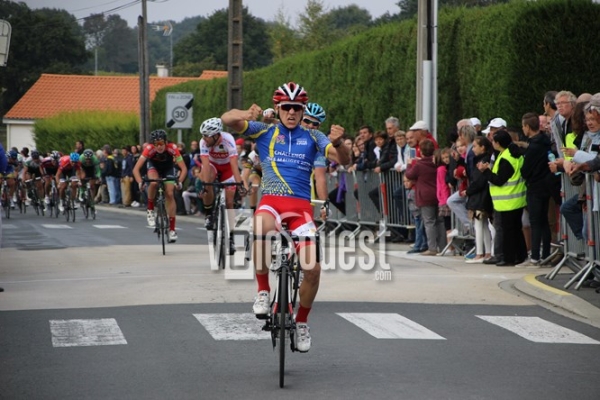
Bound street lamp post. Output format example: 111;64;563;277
151;21;173;74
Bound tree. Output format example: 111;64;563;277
173;7;272;75
268;7;300;62
101;15;137;73
297;0;335;52
0;1;88;116
394;0;511;22
326;4;372;32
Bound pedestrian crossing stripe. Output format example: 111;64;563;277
337;313;446;340
93;225;127;229
44;314;600;346
41;224;73;229
1;224;17;229
50;318;127;347
476;316;600;344
194;313;270;340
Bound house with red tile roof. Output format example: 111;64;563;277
2;70;227;150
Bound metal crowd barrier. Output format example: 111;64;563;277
561;173;600;289
545;172;588;284
312;169;418;242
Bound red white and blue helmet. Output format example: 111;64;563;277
272;82;308;105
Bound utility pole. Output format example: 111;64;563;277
227;0;243;111
416;0;438;139
138;0;151;145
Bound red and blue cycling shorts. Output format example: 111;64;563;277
255;195;317;250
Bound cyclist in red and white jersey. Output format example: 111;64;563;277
133;129;187;243
56;152;82;212
40;151;61;205
198;117;246;237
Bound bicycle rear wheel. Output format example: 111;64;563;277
278;267;288;388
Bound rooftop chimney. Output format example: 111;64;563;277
156;64;169;77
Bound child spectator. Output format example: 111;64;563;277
436;148;453;246
405;176;427;254
462;136;495;263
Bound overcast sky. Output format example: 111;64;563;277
21;0;400;28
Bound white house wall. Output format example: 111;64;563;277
3;120;35;150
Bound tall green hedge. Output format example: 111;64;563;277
32;1;595;147
151;0;600;146
34;111;138;154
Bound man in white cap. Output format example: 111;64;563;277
470;117;482;135
482;117;507;140
408;120;438;157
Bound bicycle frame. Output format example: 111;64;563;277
203;181;243;270
144;177;171;255
253;228;318;388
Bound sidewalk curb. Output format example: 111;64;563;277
513;274;600;329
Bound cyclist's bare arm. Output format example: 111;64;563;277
229;157;245;188
133;155;147;185
175;158;187;185
326;125;351;165
221;104;263;132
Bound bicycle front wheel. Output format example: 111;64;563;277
159;206;167;255
218;204;226;269
279;267;288;388
2;193;9;219
71;199;76;222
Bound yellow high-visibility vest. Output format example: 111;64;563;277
489;148;527;211
564;132;576;160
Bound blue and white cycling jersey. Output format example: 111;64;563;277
314;151;327;168
240;121;331;201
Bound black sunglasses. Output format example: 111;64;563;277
302;118;320;127
280;104;304;112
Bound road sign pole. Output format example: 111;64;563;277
177;129;182;144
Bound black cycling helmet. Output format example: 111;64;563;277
150;129;168;142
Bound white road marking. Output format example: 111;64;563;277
1;224;17;229
337;313;446;340
50;318;127;347
93;225;127;229
41;224;73;229
477;316;600;344
194;313;270;340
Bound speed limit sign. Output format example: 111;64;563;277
166;92;194;129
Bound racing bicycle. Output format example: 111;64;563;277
1;177;9;219
80;178;96;220
25;177;44;216
252;224;320;389
143;177;172;255
63;177;80;222
203;181;244;270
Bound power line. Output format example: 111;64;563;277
68;0;129;14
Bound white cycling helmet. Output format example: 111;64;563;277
263;108;275;117
200;117;222;137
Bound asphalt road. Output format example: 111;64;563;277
1;208;600;399
1;302;599;399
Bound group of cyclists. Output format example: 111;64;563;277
0;146;101;215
